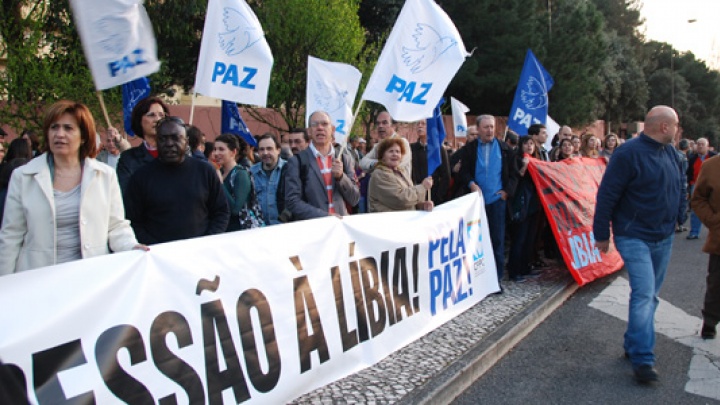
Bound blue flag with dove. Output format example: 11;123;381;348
221;100;257;147
122;77;151;136
507;49;554;135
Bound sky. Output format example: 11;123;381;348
640;0;720;69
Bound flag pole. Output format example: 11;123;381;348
336;98;365;159
189;91;197;125
96;91;112;129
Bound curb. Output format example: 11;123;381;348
398;279;580;405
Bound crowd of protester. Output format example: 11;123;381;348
0;100;706;281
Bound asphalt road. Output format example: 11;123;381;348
452;227;720;405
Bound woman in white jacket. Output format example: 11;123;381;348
0;100;147;275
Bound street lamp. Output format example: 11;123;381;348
672;19;698;109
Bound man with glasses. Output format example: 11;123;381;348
284;110;359;220
360;111;412;178
124;117;229;244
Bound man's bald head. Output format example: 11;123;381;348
644;106;679;145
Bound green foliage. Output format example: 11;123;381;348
0;0;121;135
443;0;544;117
145;0;207;93
249;0;367;130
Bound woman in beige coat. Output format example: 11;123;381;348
368;137;433;213
0;100;146;275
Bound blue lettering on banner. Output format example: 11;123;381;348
384;74;432;105
335;119;346;135
211;62;258;89
456;125;466;132
108;49;147;77
568;231;602;269
427;218;473;315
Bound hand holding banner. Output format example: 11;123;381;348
507;49;554;135
306;56;362;145
69;0;161;90
195;0;274;107
451;97;470;138
361;0;469;122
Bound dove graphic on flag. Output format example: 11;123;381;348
195;0;274;107
361;0;469;122
69;0;160;90
122;77;151;136
450;97;470;138
507;49;554;135
306;56;362;145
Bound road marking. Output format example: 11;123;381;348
589;276;720;400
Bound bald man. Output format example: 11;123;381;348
593;105;687;384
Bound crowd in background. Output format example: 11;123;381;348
0;99;706;286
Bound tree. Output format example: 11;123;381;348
246;0;367;131
145;0;207;94
597;32;648;132
442;0;544;116
0;0;122;135
542;0;609;126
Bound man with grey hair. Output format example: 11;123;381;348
284;110;359;220
550;125;573;161
593;105;686;384
687;137;717;239
456;114;519;290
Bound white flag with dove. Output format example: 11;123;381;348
361;0;469;122
451;97;470;138
305;56;362;145
69;0;161;90
194;0;274;107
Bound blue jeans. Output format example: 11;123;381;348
485;199;507;280
689;185;702;236
615;234;674;367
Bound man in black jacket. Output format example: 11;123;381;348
411;120;451;206
456;114;519;288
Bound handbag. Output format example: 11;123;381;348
238;176;265;229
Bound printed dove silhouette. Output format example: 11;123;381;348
124;89;147;115
313;81;348;113
520;76;548;110
218;7;261;56
96;16;132;55
401;23;457;74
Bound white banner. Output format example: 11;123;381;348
194;0;274;107
361;0;469;122
0;194;496;404
305;56;362;145
69;0;161;90
545;115;560;151
451;96;470;138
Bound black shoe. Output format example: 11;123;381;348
532;260;548;268
701;323;717;339
510;275;526;283
633;364;659;384
687;234;699;240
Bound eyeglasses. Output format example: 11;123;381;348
144;112;167;119
309;120;330;128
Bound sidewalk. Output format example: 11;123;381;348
292;260;578;404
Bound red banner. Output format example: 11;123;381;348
527;157;623;285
